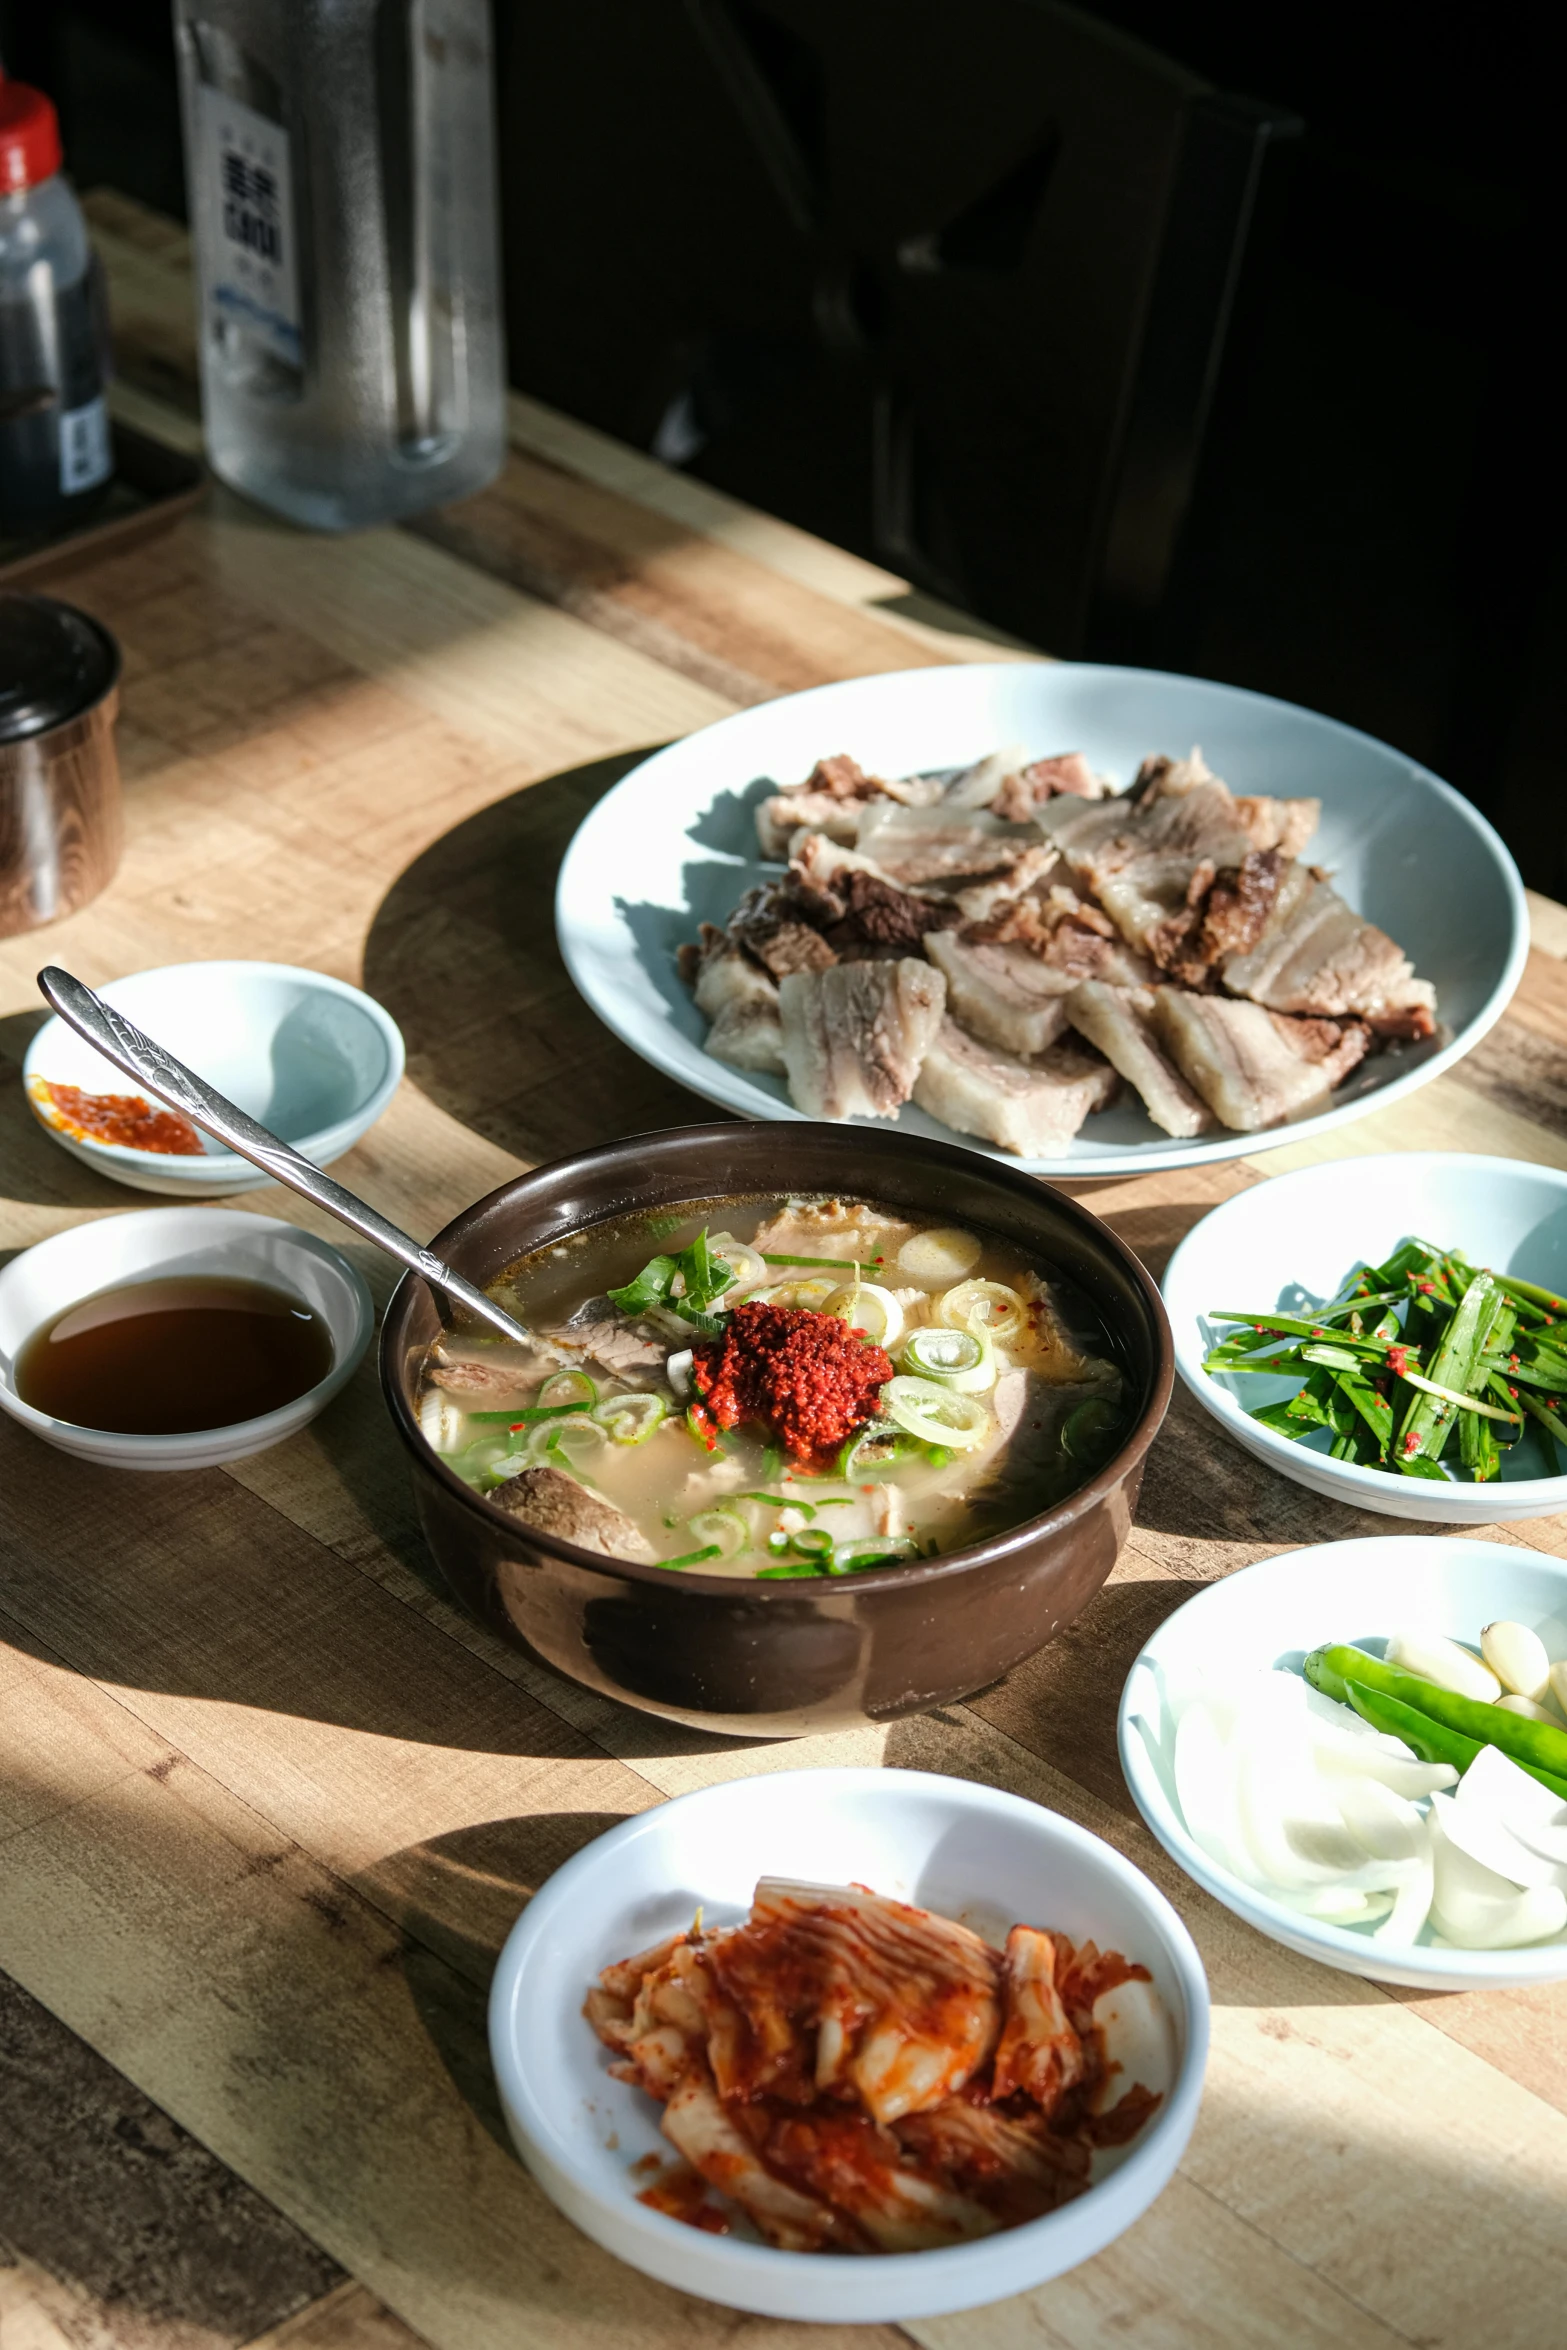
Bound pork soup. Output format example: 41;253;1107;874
416;1195;1124;1576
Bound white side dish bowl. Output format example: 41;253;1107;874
487;1766;1209;2323
1162;1152;1567;1522
23;961;405;1195
1119;1536;1567;1990
0;1207;373;1469
555;660;1526;1176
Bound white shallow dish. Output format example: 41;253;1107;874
1120;1537;1567;1989
488;1767;1209;2323
0;1207;373;1469
1163;1152;1567;1522
24;961;405;1195
555;661;1526;1175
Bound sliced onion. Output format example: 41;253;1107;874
900;1323;996;1394
823;1281;904;1348
898;1228;984;1285
419;1391;464;1454
935;1279;1027;1346
665;1348;694;1397
880;1376;991;1451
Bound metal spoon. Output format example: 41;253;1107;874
36;965;532;1349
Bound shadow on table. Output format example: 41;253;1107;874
361;744;722;1166
367;1809;632;2156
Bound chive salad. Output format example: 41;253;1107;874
1205;1238;1567;1483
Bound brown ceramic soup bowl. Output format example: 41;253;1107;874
381;1123;1172;1737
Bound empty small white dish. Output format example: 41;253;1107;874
0;1206;373;1469
1118;1536;1567;1990
23;961;404;1196
1161;1152;1567;1522
487;1766;1209;2323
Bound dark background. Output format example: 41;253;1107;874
3;0;1559;894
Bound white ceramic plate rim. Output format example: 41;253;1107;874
555;661;1528;1176
488;1768;1210;2305
22;961;406;1175
1117;1537;1567;1983
0;1209;375;1457
1162;1152;1567;1511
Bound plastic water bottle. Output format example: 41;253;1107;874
173;0;506;531
1;76;113;530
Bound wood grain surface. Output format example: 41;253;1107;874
4;195;1567;2350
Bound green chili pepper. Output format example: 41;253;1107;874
1305;1642;1567;1799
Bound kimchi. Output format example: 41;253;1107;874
585;1878;1172;2253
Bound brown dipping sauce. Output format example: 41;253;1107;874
17;1276;333;1434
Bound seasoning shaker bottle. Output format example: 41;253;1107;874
0;76;113;531
172;0;506;532
0;591;122;938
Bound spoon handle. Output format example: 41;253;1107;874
36;966;531;1348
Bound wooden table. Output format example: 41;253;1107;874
5;194;1567;2350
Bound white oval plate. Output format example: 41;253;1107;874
488;1767;1209;2322
1163;1152;1567;1522
555;662;1526;1175
1119;1537;1567;1989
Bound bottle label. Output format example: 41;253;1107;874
197;84;301;368
59;395;112;496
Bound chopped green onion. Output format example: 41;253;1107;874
686;1506;749;1558
901;1323;996;1393
761;1252;884;1270
881;1376;991;1451
658;1543;723;1570
607;1255;678;1314
539;1368;599;1411
592;1392;667;1444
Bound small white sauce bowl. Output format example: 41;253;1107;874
1162;1151;1567;1522
0;1206;373;1469
488;1767;1209;2323
1119;1535;1567;1990
23;960;405;1196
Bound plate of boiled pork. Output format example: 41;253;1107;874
555;662;1526;1173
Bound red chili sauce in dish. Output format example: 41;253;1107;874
33;1079;205;1156
689;1299;892;1461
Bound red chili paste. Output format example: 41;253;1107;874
690;1300;891;1462
35;1080;205;1156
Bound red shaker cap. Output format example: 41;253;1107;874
0;75;64;195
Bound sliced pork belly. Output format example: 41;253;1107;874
785;831;959;957
692;935;787;1074
778;957;946;1119
1064;982;1213;1138
948;843;1060;924
992;751;1115;821
925;929;1075;1056
756;790;863;858
1151;993;1371;1130
855;801;1044;891
913;1023;1117;1156
1221;872;1437;1033
726;882;837;979
939;742;1030;810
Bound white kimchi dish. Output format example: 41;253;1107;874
488;1768;1209;2322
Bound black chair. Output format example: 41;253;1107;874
496;0;1299;657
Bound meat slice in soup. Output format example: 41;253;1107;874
413;1194;1127;1577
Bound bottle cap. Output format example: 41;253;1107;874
0;593;121;744
0;76;64;195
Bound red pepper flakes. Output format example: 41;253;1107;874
691;1300;891;1462
1385;1345;1410;1377
1509;1354;1520;1369
1416;1279;1437;1294
1403;1431;1421;1455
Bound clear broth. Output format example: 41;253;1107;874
418;1194;1128;1577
